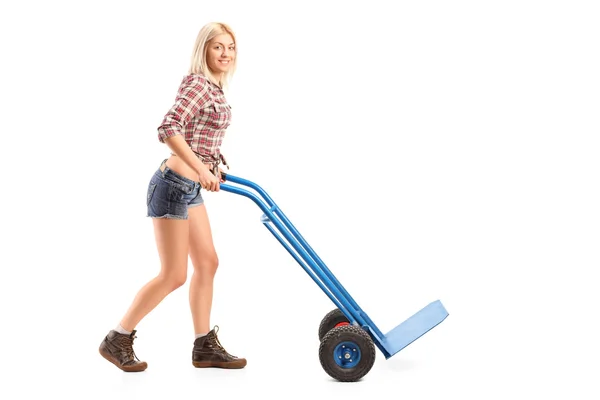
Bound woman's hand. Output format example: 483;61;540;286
198;166;220;192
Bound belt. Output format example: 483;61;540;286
198;152;229;176
168;151;229;176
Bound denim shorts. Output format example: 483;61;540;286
146;160;204;219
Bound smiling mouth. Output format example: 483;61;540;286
218;60;230;64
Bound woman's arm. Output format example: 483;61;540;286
157;75;220;191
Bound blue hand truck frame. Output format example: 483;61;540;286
219;172;449;378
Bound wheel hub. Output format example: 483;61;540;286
334;341;361;368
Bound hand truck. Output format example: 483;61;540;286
220;172;449;382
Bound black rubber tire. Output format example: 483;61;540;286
318;309;350;342
319;325;376;382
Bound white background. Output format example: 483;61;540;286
1;0;599;398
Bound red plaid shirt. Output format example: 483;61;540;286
157;74;232;168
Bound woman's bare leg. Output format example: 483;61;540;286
99;217;189;372
187;204;218;334
119;218;190;330
188;203;246;368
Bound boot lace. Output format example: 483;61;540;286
119;334;140;362
207;325;237;358
207;326;226;351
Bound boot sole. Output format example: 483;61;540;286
99;347;147;372
192;359;247;369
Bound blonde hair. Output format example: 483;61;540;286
189;22;237;88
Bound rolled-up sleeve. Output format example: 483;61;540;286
157;75;210;143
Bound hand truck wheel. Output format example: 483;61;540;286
318;308;350;342
318;325;376;382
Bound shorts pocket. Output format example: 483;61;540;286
163;174;194;194
170;180;193;195
147;183;157;205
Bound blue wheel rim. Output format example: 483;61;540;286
333;341;361;368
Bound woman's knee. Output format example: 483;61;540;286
159;269;188;290
193;254;219;277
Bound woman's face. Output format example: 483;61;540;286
207;33;236;76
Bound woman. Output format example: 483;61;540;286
99;22;246;372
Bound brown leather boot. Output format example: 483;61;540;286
192;326;247;369
99;330;148;372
